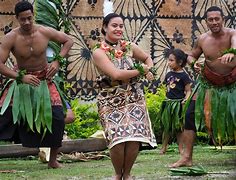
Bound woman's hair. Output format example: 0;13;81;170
169;48;188;67
101;13;123;35
15;1;33;18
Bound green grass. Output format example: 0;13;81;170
0;144;235;180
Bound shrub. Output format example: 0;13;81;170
65;99;101;139
196;131;210;145
145;85;166;142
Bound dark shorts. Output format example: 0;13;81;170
0;108;20;143
184;100;196;132
0;106;65;148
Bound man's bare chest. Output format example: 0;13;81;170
13;36;48;59
202;38;231;60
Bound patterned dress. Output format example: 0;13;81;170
95;41;157;149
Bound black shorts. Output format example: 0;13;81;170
0;107;20;143
184;100;196;132
0;106;65;148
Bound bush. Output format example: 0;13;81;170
145;85;166;142
65;99;101;139
196;131;210;145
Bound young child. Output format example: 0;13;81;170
159;48;192;155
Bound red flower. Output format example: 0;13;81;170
95;40;131;61
120;40;129;48
101;43;110;51
115;50;124;59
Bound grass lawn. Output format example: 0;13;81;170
0;144;235;180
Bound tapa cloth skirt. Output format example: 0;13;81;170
97;82;157;149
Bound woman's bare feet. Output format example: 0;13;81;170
48;160;63;169
111;174;122;180
123;174;135;180
169;157;192;168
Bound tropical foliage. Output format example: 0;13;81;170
65;99;101;139
144;85;166;141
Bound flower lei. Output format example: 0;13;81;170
93;40;131;61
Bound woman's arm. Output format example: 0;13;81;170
92;48;148;81
131;43;155;80
131;43;153;67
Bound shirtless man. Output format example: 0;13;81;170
170;6;236;168
0;1;73;168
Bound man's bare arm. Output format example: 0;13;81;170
43;26;73;79
187;37;203;73
0;33;18;79
187;37;203;64
219;29;236;64
231;30;236;48
45;26;73;57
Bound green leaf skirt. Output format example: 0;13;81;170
0;80;66;134
158;99;184;140
195;77;236;146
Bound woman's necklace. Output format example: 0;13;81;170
105;39;118;47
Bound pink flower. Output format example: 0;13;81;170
115;50;124;59
101;43;110;51
120;40;129;48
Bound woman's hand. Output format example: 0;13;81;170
142;64;154;80
142;64;149;74
145;71;154;81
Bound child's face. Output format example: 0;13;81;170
168;54;181;71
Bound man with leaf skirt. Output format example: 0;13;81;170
170;6;236;168
0;1;73;168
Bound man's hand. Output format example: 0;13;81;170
218;53;235;64
193;61;202;74
46;61;60;80
22;74;41;86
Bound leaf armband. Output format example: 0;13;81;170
222;48;236;55
53;53;67;67
149;66;157;75
133;63;145;76
16;69;27;84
